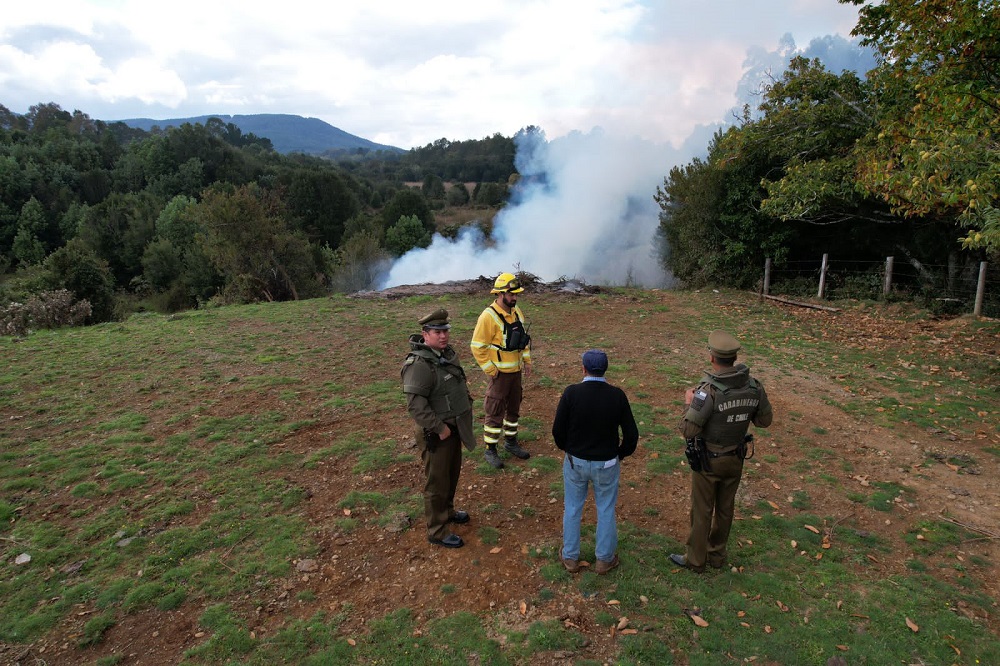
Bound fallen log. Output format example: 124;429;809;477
762;294;841;312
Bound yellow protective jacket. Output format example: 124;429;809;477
470;303;532;376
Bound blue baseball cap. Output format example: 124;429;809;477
582;349;608;376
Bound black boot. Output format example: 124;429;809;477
503;438;530;460
484;447;504;468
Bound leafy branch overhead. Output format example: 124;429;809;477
657;0;998;293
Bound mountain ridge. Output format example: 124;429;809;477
114;113;405;156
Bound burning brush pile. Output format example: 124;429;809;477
350;272;603;299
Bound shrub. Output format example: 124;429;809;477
0;289;92;337
44;239;116;322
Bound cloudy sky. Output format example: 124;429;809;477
2;0;863;150
2;1;872;288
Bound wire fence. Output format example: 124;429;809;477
763;255;999;318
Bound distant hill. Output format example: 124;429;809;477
115;113;405;156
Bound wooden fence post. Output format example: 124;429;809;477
763;258;771;296
817;254;829;299
974;261;988;316
884;256;894;297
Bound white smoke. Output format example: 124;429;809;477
381;127;685;289
380;33;875;291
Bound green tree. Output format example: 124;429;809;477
12;197;47;265
279;167;361;247
421;174;445;201
385;214;432;257
330;231;391;292
656;124;794;288
473;181;508;207
446;182;470;207
77;192;159;285
44;239;116;322
141;238;183;290
155;195;201;250
0;202;16;270
194;184;321;303
750;57;880;223
381;188;434;233
842;0;1000;253
655;157;726;285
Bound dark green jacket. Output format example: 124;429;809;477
681;364;773;451
401;334;477;450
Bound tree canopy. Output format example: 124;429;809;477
657;1;997;293
842;0;1000;251
0;103;520;325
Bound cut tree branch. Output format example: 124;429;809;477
762;294;841;312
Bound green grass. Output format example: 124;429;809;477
478;526;501;545
1;290;998;664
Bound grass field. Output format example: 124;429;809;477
2;287;999;665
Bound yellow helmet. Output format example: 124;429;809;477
491;272;524;294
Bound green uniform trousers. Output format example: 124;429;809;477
421;429;463;540
685;454;744;570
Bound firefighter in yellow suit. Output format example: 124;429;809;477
470;272;533;468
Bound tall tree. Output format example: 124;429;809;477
842;0;1000;253
656;129;792;288
753;57;881;224
194;184;321;303
655;157;726;285
279;167;361;247
12;197;47;265
381;188;434;233
77;192;160;285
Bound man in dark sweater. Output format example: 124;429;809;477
552;349;639;575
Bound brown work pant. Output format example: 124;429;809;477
421;429;463;540
685;454;744;570
483;371;522;437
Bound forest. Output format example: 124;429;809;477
0;103;523;331
0;0;997;332
656;0;998;298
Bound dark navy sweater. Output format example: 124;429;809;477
551;380;639;461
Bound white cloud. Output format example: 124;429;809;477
1;0;871;288
1;0;861;148
98;58;188;105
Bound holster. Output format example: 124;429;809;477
737;433;754;460
422;428;440;453
685;437;709;473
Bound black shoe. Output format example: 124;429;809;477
429;534;464;548
669;553;704;573
503;440;530;459
484;448;504;468
449;510;470;525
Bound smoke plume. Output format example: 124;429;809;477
380;34;874;290
381;128;684;289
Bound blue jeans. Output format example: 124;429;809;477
562;454;620;562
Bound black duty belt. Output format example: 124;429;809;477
707;449;738;458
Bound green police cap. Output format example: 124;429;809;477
708;330;740;359
419;308;451;330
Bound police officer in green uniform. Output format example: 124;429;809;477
671;330;773;572
401;309;478;548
